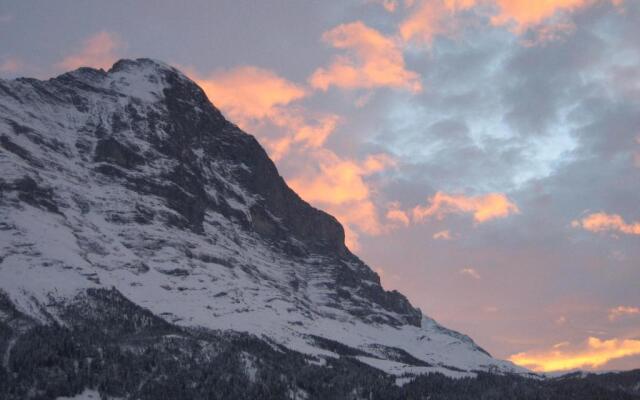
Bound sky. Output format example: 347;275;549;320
1;0;639;373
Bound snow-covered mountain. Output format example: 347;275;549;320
0;58;527;392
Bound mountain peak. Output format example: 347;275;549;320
109;57;175;74
0;59;525;383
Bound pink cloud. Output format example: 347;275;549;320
460;267;481;279
433;229;452;240
412;192;519;223
309;21;422;92
56;31;123;71
0;57;24;74
191;66;339;161
608;306;640;321
398;0;624;45
572;212;640;236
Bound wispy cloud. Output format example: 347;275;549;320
572;212;640;236
0;57;24;74
433;229;452;240
195;66;307;121
192;65;339;160
489;0;623;33
509;336;640;372
608;306;640;321
369;0;399;12
460;267;481;279
413;192;519;223
386;203;411;227
309;21;421;92
399;0;475;45
398;0;625;46
56;31;123;71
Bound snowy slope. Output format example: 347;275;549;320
0;58;528;379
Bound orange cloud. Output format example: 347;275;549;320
266;112;340;160
413;192;519;223
386;203;411;227
56;31;122;71
288;151;395;249
460;267;481;279
489;0;618;33
572;212;640;235
191;66;339;160
399;0;623;45
370;0;400;12
309;21;422;92
433;229;452;240
509;337;640;372
195;66;307;121
0;57;23;74
608;306;640;321
289;152;393;205
400;0;476;45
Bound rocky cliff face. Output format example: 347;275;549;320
0;59;527;398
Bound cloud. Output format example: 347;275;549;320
399;0;476;45
288;152;393;205
195;66;307;121
288;151;396;249
433;229;452;240
0;57;24;74
192;66;340;160
386;203;411;226
519;21;576;47
56;31;123;71
369;0;399;12
398;0;624;45
509;337;640;372
412;192;519;223
460;267;481;279
489;0;621;33
266;113;340;160
309;21;422;92
608;306;640;321
572;212;640;235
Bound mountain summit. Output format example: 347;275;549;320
0;58;526;398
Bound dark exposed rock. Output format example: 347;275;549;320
0;134;43;168
1;176;60;214
94;136;144;169
6;119;33;135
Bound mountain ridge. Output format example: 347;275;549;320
0;58;527;394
